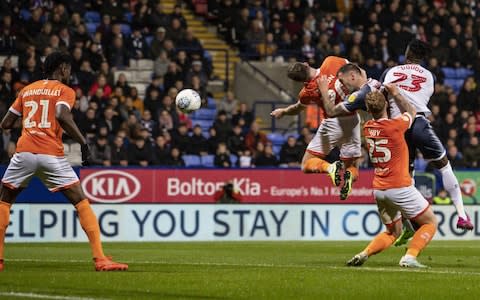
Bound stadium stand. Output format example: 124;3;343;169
0;0;479;170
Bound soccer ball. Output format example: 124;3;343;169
175;89;201;113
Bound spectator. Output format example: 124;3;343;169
154;50;170;77
171;122;190;154
446;145;465;169
458;77;478;112
111;135;128;166
463;136;480;168
153;135;170;165
213;110;232;142
148;3;170;31
115;73;131;96
227;125;246;156
90;136;112;166
214;142;231;168
218;91;238;119
178;28;203;56
98;107;121;137
127;28;150;59
280;136;302;167
185;60;208;87
245;121;268;154
238;149;254;168
89;74;112;99
159;109;174;132
207;127;220;155
108;36;130;69
232;102;254;127
167;147;185;167
188;125;208;156
255;143;279;167
128;137;154;166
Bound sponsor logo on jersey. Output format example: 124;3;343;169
348;94;357;103
82;170;141;203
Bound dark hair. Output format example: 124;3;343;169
337;63;362;76
43;52;72;77
287;62;308;82
406;39;431;61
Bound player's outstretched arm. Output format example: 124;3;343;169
316;76;348;117
384;83;416;118
270;101;306;119
0;111;19;130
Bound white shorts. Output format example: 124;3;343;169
2;152;79;192
374;185;430;226
306;114;361;160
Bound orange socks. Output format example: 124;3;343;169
346;166;359;181
0;201;11;260
364;232;396;256
406;223;436;257
75;199;105;259
304;158;330;173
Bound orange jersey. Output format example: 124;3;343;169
9;79;76;156
298;56;349;119
364;113;413;189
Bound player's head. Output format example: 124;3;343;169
336;63;367;92
43;51;72;84
287;62;311;82
405;39;431;64
365;90;387;120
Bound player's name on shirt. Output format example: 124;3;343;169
396;64;426;73
22;88;62;98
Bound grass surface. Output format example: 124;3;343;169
1;241;479;299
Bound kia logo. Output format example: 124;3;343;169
82;170;141;203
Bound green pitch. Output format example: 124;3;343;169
1;241;479;299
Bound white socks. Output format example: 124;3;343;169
439;162;467;219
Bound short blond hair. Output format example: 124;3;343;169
365;91;386;119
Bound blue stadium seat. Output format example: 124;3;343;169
230;154;238;166
273;145;282;155
20;9;31;21
201;155;215;167
86;23;98;34
456;68;473;79
444;78;463;94
84;11;101;23
192;108;216;120
267;133;286;146
183;155;201;167
120;24;132;35
441;67;456;79
207;97;216;109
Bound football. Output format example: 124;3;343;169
175;89;202;113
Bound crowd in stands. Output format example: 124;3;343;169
0;0;479;169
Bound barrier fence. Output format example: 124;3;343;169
3;167;479;241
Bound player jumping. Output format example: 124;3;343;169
0;52;128;272
271;56;361;200
382;39;472;232
347;84;437;268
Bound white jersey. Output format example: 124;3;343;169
383;64;434;118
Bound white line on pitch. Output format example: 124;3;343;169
0;292;106;300
7;258;480;276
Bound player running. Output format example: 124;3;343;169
382;39;472;231
0;52;128;272
271;56;361;200
347;84;437;268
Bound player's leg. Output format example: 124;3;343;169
411;116;471;229
385;185;437;268
347;190;402;266
338;115;362;200
399;207;437;268
40;155;127;271
301;120;342;186
0;185;23;272
0;152;37;271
